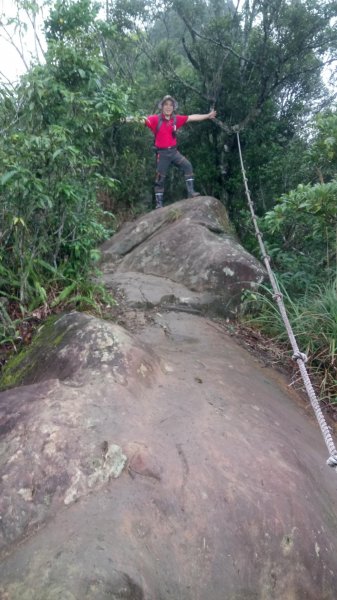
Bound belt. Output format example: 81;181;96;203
155;146;177;150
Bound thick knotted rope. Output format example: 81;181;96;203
236;132;337;471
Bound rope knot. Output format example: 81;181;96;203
292;351;308;363
272;292;283;300
327;454;337;468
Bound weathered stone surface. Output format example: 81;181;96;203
101;195;232;261
100;197;265;315
1;310;337;599
101;271;223;314
0;312;157;389
0;376;128;549
0;313;159;559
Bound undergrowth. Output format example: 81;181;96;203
241;278;337;406
0;264;116;370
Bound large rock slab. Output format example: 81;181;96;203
101;271;224;314
0;312;157;389
0;313;159;558
1;310;337;599
100;197;265;315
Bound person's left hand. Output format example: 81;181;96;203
209;110;217;119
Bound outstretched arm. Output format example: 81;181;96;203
187;110;217;123
124;115;146;124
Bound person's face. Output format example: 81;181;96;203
163;100;174;117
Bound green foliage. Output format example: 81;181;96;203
261;179;337;294
0;0;129;345
109;120;154;212
241;110;337;403
45;0;100;42
103;0;337;217
309;110;337;182
265;181;337;236
249;111;337;299
0;299;20;349
242;279;337;403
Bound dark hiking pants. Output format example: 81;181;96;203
154;148;194;194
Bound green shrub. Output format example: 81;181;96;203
242;279;337;402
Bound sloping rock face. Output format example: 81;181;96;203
0;312;157;389
100;196;265;315
0;313;158;557
1;310;337;600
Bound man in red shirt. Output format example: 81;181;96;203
145;95;217;208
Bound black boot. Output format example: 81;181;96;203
155;193;164;208
186;178;200;198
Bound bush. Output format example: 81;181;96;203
242;279;337;403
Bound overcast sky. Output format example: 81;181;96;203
0;1;336;90
0;0;46;83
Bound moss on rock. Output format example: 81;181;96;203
0;314;70;391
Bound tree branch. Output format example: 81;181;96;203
182;34;201;72
0;71;17;90
186;25;257;66
140;36;211;103
23;8;45;61
213;106;262;135
0;23;29;71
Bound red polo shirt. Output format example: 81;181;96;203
145;114;188;148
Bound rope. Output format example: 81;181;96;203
236;132;337;471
